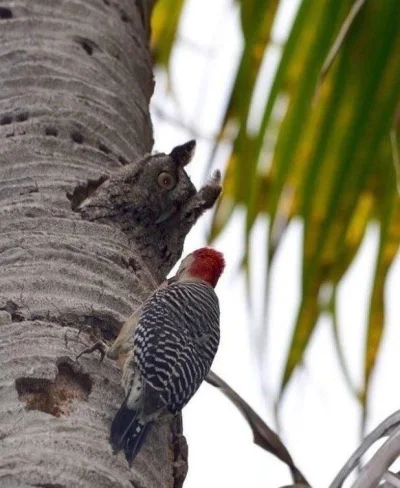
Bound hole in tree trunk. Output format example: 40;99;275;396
15;359;93;417
71;131;84;144
15;111;28;122
0;114;12;125
98;142;111;154
0;7;12;19
45;127;58;137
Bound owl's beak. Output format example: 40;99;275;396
155;206;177;224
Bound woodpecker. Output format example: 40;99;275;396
110;247;225;466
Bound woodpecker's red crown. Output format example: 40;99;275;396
189;247;225;287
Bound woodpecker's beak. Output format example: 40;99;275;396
167;276;178;285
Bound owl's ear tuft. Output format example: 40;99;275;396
169;140;196;167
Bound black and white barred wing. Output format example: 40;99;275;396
134;282;220;414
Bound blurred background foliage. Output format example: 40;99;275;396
150;0;400;428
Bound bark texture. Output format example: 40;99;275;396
0;1;216;486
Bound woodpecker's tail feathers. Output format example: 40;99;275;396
110;397;153;466
124;421;153;467
110;397;138;453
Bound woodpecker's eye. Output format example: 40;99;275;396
157;172;176;190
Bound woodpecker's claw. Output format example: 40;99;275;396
75;340;108;362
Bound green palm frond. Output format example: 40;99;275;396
152;0;400;417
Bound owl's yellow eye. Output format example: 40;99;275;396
157;171;176;190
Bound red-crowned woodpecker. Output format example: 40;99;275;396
110;247;225;466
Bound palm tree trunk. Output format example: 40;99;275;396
0;2;208;486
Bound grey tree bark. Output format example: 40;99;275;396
0;1;218;487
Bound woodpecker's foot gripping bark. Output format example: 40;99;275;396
75;340;108;362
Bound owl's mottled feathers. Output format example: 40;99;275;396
70;141;222;279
